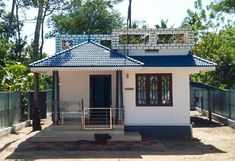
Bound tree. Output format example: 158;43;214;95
0;38;11;66
191;27;235;89
49;0;123;35
155;19;174;29
127;0;132;28
181;0;209;31
6;0;16;41
212;0;235;14
32;0;44;131
182;0;235;89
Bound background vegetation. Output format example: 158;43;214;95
0;0;234;91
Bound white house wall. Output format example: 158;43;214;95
123;68;190;126
59;71;116;109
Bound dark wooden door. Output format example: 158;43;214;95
90;75;111;124
90;75;111;107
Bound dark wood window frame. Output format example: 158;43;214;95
136;73;173;106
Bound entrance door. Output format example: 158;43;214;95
89;75;112;126
90;75;111;107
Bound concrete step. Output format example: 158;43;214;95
47;126;124;134
30;132;141;142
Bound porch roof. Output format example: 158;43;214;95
29;41;143;68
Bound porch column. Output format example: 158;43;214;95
116;70;124;124
52;70;60;124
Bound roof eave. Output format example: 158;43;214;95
30;66;144;72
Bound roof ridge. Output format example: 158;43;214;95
89;41;144;65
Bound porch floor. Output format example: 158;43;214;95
30;125;142;142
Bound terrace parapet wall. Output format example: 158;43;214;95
55;28;194;53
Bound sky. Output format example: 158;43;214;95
5;0;211;56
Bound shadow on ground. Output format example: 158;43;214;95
5;116;225;160
190;113;225;128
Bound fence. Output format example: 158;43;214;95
29;89;52;119
0;89;52;130
0;91;21;129
191;89;235;120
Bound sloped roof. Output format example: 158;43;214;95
29;40;216;69
29;41;143;68
130;55;216;67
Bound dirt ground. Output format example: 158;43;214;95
0;111;235;161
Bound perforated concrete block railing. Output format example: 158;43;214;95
55;28;195;52
112;28;195;50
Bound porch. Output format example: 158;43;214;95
30;123;141;142
31;98;142;142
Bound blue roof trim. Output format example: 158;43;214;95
29;41;143;67
130;55;216;67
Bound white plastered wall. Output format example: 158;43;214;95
59;71;116;109
123;68;191;126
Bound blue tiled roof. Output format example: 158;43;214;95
29;41;143;67
130;55;216;67
29;40;216;68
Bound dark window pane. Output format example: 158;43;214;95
137;75;146;104
161;75;171;105
150;76;158;104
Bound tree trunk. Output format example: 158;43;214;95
15;0;21;59
33;72;41;131
127;0;132;28
32;0;44;131
7;0;16;41
39;11;47;59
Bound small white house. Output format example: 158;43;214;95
29;29;216;139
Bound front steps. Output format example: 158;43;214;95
30;125;142;142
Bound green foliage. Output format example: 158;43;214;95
181;0;209;31
0;63;32;91
191;27;235;89
0;37;12;66
119;34;149;44
183;0;235;89
155;19;174;29
0;0;27;64
212;0;235;14
49;0;123;35
182;0;235;89
0;62;52;92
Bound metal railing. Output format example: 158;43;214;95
83;107;112;129
82;107;125;129
46;101;124;129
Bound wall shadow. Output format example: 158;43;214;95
190;115;225;128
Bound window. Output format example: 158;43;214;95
136;74;172;106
